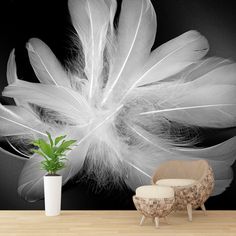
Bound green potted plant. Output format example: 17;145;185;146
32;132;76;216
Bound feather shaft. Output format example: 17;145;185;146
87;0;95;101
128;124;173;153
0;116;46;136
27;42;58;85
6;139;31;158
140;104;236;115
121;34;207;103
126;161;152;178
101;0;144;105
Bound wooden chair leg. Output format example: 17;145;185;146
187;204;192;222
154;217;160;228
201;204;207;215
140;215;146;225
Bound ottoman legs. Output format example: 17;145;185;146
139;215;161;228
201;204;207;215
154;217;160;228
187;204;192;222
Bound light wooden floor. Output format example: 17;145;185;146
0;211;236;236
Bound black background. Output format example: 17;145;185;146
0;0;236;210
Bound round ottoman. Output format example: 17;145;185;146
133;185;175;228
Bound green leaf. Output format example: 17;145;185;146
38;139;53;158
46;132;53;147
55;135;66;146
56;140;77;154
31;149;49;160
32;141;40;147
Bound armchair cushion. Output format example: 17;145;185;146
156;179;196;187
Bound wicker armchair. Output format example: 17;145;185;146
152;159;214;221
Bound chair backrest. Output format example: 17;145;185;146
152;159;209;184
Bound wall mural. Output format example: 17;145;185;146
0;0;236;209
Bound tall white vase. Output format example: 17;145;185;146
44;175;62;216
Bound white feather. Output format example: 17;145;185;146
7;49;18;85
102;0;157;106
6;49;27;107
0;104;46;137
119;31;209;103
27;38;70;87
140;103;236;128
104;0;117;39
3;80;92;126
69;0;110;102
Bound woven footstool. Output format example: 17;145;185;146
133;185;175;228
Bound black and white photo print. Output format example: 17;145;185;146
0;0;236;210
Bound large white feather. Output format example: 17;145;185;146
155;57;232;84
157;83;236;128
104;0;117;38
27;38;70;87
6;49;26;107
138;31;209;84
3;80;92;125
186;62;236;86
0;104;46;137
119;31;209;103
69;0;110;102
102;0;157;106
7;49;18;85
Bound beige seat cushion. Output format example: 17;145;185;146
156;179;196;187
135;185;174;199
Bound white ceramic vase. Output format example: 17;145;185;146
44;175;62;216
